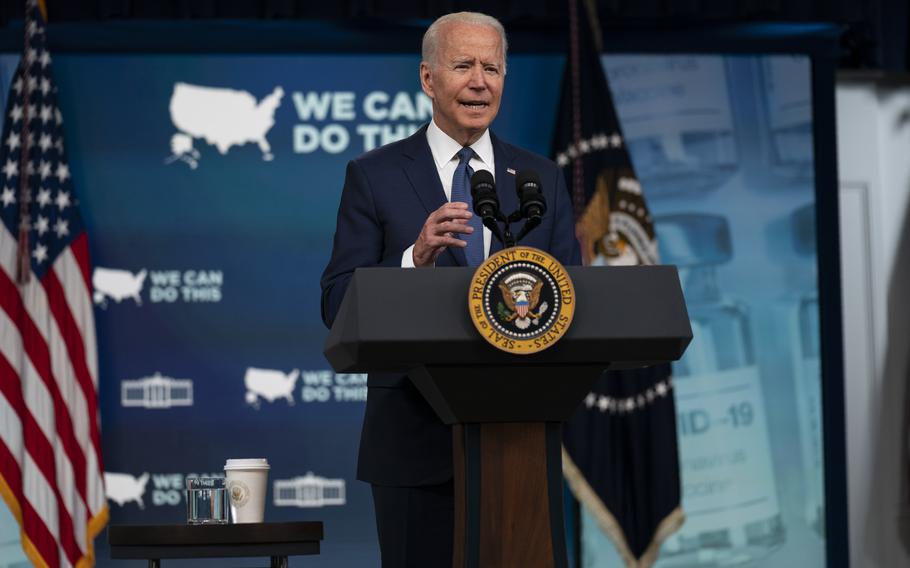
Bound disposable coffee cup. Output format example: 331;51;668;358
224;458;270;523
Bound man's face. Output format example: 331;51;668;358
420;22;505;146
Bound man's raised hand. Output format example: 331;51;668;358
412;202;474;267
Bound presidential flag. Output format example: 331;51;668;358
0;1;108;566
554;1;683;566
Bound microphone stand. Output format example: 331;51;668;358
513;216;541;243
481;213;507;248
485;210;526;250
500;211;521;249
479;190;544;250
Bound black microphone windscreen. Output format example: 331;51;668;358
471;169;495;189
515;170;546;220
516;170;541;190
470;169;499;219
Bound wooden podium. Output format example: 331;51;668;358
325;265;691;568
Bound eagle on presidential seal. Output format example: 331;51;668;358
496;272;550;330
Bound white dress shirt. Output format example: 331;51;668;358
401;119;494;267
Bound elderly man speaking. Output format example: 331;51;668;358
321;11;580;566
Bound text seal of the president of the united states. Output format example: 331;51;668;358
468;246;575;354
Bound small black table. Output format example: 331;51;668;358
108;521;323;567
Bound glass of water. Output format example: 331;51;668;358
185;477;228;525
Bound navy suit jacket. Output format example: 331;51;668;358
320;125;580;486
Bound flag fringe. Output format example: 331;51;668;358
562;447;685;568
1;471;109;567
0;472;49;568
77;504;109;568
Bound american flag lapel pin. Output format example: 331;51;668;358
506;168;516;175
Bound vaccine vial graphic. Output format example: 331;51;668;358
759;57;814;181
788;204;825;536
655;214;785;566
603;56;738;198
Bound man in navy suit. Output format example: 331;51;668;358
321;11;580;567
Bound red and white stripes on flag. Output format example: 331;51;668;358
0;1;108;567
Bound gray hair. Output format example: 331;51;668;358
422;12;508;75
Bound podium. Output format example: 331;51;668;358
325;265;691;568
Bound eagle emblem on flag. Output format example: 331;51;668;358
497;272;548;330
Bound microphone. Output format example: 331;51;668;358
470;170;499;220
514;170;547;242
516;170;547;221
470;170;506;245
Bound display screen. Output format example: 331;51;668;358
581;54;824;568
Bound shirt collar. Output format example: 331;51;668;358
426;118;494;171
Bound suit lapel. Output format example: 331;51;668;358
491;131;517;255
401;126;465;266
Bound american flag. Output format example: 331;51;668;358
0;1;108;567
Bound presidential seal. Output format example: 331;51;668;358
468;246;575;354
227;479;250;508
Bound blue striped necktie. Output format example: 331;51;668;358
451;147;484;266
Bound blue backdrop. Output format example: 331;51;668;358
0;50;824;567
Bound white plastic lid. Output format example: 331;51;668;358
224;458;270;471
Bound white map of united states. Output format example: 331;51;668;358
166;82;284;169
